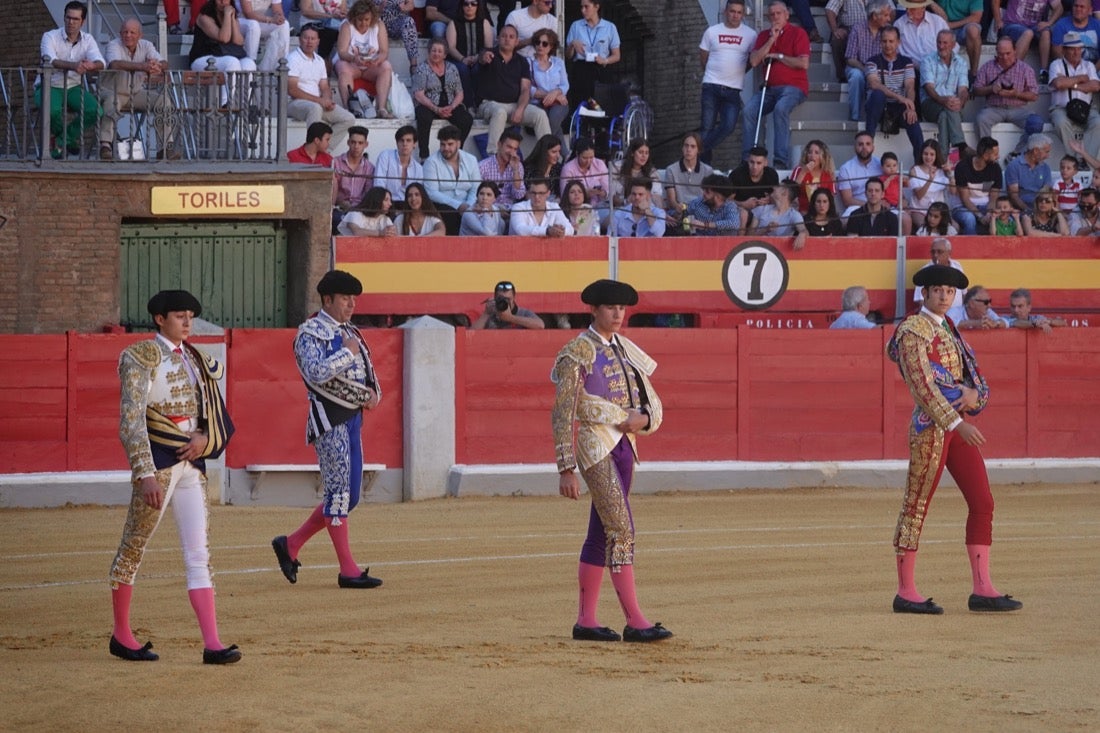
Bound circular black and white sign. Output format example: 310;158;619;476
720;241;790;310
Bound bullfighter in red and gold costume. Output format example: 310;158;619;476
552;279;673;643
887;265;1022;615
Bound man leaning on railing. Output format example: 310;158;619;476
38;1;104;159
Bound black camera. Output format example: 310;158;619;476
494;296;511;312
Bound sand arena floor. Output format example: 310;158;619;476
0;483;1097;732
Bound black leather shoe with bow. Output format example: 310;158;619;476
203;644;242;665
892;595;944;615
968;594;1023;612
337;569;383;589
622;622;673;642
109;636;159;661
572;624;621;642
271;535;300;584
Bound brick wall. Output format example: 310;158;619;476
0;170;334;334
2;3;56;67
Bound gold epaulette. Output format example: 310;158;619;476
121;340;162;369
554;334;596;371
896;314;937;344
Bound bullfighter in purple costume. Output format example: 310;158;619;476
551;278;673;643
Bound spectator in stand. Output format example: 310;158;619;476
791;0;824;43
509;178;575;236
790;140;836;215
750;181;809;250
1054;149;1084;212
1008;288;1067;331
684;173;743;235
471;281;545;329
830;285;877;329
332;125;375;231
525;134;564;200
379;0;420;71
506;0;557;58
288;121;333;165
298;0;346;62
993;0;1061;78
373;125;423;208
865;26;924;163
895;0;950;65
163;0;204;34
920;29;971;159
239;0;291;72
1049;32;1100;165
338;186;397;236
729;145;779;214
805;187;846;236
908;139;955;232
825;0;868;83
529;29;571;149
40;2;103;163
1022;188;1070;235
742;0;810;169
412;38;474;158
394;182;447;235
991;195;1024;235
1068;186;1100;234
610;138;663;210
973;39;1042;160
1044;0;1100;72
842;0;891;123
913;200;958;235
99;17;178;162
478;25;552;154
334;1;394;119
913;237;966;322
565;0;622;110
478;128;526;210
879;152;913;235
190;0;257;107
611;179;667;238
836;130;884;216
1005;133;1053;212
423;124;481;234
447;0;494;109
560;138;610;217
957;285;1010;330
290;25;355;148
953;135;1002;234
425;0;462;39
664;133;714;219
846;177;899;235
561;180;600;235
460;181;507;235
698;0;757;164
936;0;983;79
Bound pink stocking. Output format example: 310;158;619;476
896;550;925;602
967;544;1000;597
610;564;651;629
577;562;605;628
287;504;327;558
188;587;224;650
325;518;362;577
111;583;139;649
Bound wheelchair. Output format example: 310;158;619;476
568;81;654;162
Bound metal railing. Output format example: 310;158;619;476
1;62;288;163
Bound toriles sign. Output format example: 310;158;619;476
151;185;285;215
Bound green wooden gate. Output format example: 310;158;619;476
120;221;288;329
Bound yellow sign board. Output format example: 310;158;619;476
151;185;285;215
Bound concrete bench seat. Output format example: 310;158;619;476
245;462;386;500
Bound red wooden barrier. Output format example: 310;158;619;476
0;335;69;472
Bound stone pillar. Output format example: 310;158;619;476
400;316;455;500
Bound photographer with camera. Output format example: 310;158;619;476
470;280;545;330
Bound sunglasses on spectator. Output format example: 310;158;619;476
495;282;515;291
973;298;992;305
463;1;479;5
536;40;553;47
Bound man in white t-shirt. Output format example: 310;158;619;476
505;0;557;58
698;0;757;165
836;130;883;216
285;24;354;148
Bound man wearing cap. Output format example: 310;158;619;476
886;265;1022;615
551;279;673;644
109;290;240;664
470;280;545;329
272;270;384;590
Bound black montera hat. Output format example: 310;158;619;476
581;279;639;306
147;290;202;318
317;270;363;296
913;264;968;290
